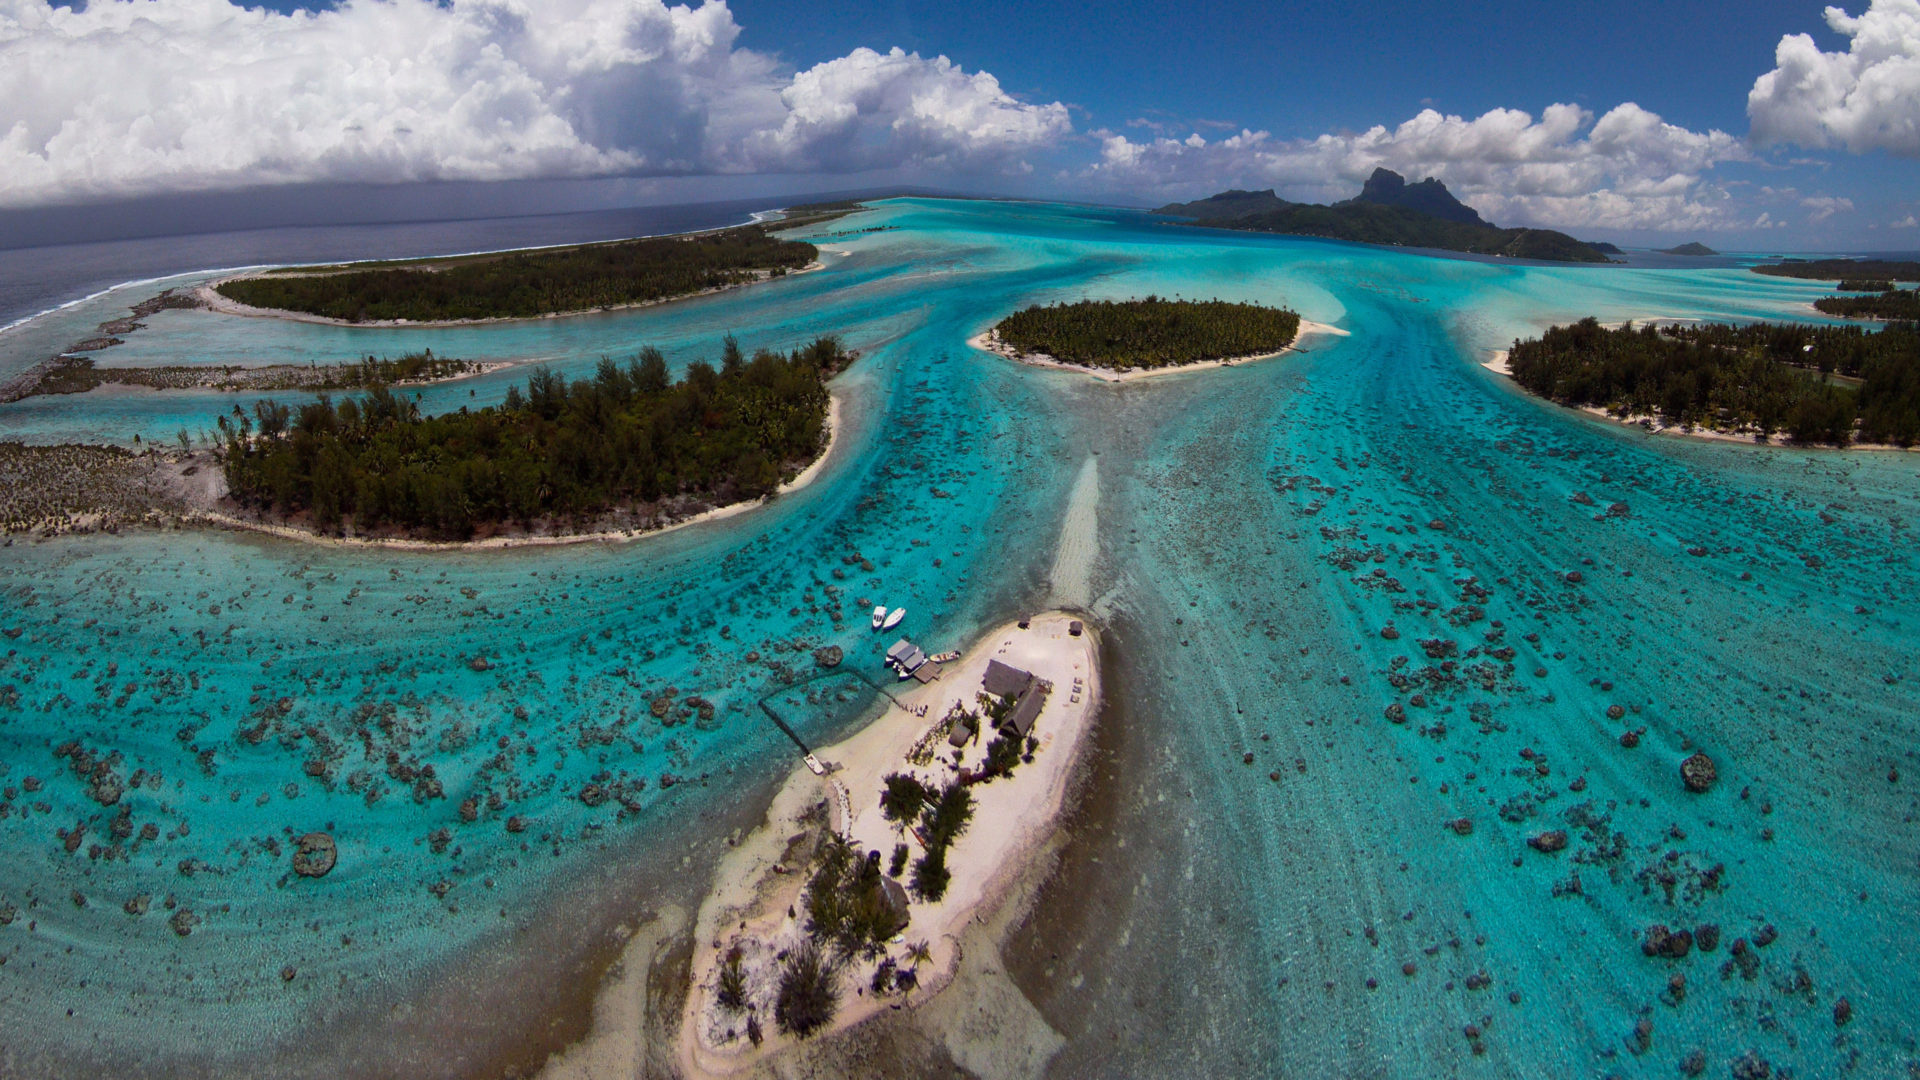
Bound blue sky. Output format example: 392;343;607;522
12;0;1920;248
733;0;1810;137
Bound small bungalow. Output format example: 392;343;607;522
948;715;975;747
982;659;1034;700
982;659;1048;737
1003;684;1048;737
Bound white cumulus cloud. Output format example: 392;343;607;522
1087;103;1748;232
0;0;1069;208
1802;194;1856;220
740;46;1069;172
1748;0;1920;155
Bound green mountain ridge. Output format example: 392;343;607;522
1154;170;1611;263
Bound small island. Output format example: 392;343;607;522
1156;169;1613;263
219;336;851;541
675;613;1099;1077
0;336;852;545
1498;317;1920;448
1753;258;1920;282
207;224;821;325
973;297;1336;380
1656;242;1718;256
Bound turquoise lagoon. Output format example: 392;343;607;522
0;199;1915;1077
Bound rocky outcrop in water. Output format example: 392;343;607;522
1528;830;1568;853
1641;924;1693;958
1681;752;1717;793
291;832;337;878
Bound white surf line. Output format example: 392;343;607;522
0;271;216;337
1048;456;1100;608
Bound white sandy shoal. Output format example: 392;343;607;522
670;611;1101;1080
193;262;825;330
1047;457;1100;608
968;320;1347;382
184;392;843;552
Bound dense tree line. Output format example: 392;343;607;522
215;227;817;322
996;297;1301;369
221;337;851;538
1753;259;1920;282
1837;280;1894;292
1816;288;1920;321
1508;318;1920;447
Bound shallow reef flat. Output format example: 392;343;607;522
0;198;1913;1078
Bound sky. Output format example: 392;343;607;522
3;0;1918;249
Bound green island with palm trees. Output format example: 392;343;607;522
992;296;1301;370
212;223;823;324
1506;317;1920;447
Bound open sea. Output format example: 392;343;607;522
0;198;1916;1078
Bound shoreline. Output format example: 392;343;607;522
666;612;1102;1079
185;392;844;551
1479;347;1918;453
193;260;825;330
968;320;1346;382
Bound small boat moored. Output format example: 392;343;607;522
882;608;906;630
871;605;888;630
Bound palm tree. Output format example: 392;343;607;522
716;945;747;1012
774;940;839;1039
904;940;933;970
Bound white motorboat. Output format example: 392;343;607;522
882;608;905;630
871;605;888;630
